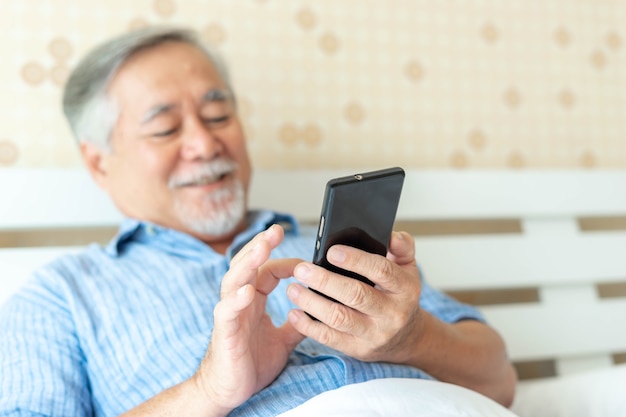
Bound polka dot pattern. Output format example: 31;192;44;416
590;49;607;70
405;60;424;83
21;62;46;86
153;0;175;18
203;23;227;45
481;22;500;44
128;18;149;30
503;88;522;109
450;150;469;169
554;27;571;48
558;89;575;110
344;102;365;125
302;124;321;146
278;123;322;147
20;35;75;89
580;150;597;168
0;140;19;166
50;65;70;87
606;31;621;51
279;123;299;146
48;38;73;61
296;8;316;31
507;151;525;169
468;130;487;151
319;32;340;55
1;1;625;170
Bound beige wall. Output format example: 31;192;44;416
0;0;624;170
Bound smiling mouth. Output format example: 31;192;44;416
177;172;232;188
184;172;229;187
169;159;239;189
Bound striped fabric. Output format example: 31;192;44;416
0;210;483;417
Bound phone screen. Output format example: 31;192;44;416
312;167;405;287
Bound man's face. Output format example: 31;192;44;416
93;41;251;246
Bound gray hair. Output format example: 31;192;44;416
62;26;234;150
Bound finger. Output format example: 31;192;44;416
286;281;369;335
213;284;256;327
386;231;417;267
221;225;285;295
287;308;352;351
326;245;403;293
293;261;389;317
229;224;284;266
220;240;268;297
256;258;302;295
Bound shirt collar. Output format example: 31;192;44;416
104;210;300;260
226;211;299;259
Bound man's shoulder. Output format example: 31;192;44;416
38;242;112;273
0;244;109;315
25;242;99;277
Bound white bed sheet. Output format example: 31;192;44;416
511;364;626;417
277;378;517;417
278;365;626;417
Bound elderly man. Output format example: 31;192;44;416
0;26;516;416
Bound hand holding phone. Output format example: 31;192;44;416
311;167;405;299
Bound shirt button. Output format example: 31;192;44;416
146;225;157;235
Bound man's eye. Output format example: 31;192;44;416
204;115;230;127
153;128;178;137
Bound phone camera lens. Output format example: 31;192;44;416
354;174;363;180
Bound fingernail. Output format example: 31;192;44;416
287;284;300;300
288;309;300;325
268;223;282;234
328;246;346;264
294;263;312;282
237;285;248;296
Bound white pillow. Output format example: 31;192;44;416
511;364;626;417
277;378;518;417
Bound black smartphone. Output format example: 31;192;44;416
311;167;405;296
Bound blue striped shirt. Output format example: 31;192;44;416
0;210;483;417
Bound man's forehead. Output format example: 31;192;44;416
121;40;216;71
110;41;225;92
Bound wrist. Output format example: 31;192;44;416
186;373;234;417
400;309;438;368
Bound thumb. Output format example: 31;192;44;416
387;231;417;267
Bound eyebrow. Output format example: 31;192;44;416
142;104;176;124
202;88;231;103
141;89;231;124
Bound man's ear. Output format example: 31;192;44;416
80;141;111;191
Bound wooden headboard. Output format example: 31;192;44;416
2;168;626;380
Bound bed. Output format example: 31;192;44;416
2;168;626;416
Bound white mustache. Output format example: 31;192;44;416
168;158;238;188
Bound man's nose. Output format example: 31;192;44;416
181;117;223;160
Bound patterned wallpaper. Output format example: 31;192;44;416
0;0;624;170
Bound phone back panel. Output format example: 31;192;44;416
312;167;405;285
